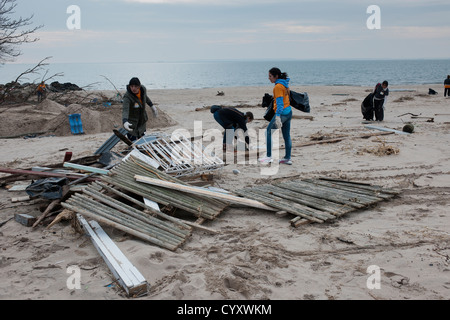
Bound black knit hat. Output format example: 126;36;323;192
129;77;141;86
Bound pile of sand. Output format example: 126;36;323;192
0;99;177;138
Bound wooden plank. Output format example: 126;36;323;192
365;125;410;135
289;180;380;205
234;189;324;223
301;179;385;204
11;195;31;203
77;215;150;297
0;167;99;182
134;175;277;212
122;149;160;169
304;179;392;202
311;179;395;200
290;216;312;228
277;181;366;209
63;162;109;175
318;177;401;195
248;188;336;221
261;185;352;216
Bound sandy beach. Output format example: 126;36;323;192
0;84;449;301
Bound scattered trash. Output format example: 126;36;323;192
14;213;37;227
25;177;69;200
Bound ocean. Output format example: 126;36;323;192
1;59;449;91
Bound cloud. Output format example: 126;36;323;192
387;26;450;39
264;22;338;34
32;30;166;47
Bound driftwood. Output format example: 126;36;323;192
32;184;72;228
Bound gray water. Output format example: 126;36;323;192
1;59;449;90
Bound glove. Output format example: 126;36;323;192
124;121;133;131
151;105;158;117
275;116;282;129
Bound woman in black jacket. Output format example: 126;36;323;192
122;77;158;141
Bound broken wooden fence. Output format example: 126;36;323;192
235;177;401;227
61;155;230;250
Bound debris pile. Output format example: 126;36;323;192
0;128;402;297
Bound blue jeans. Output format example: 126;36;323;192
266;111;292;159
214;111;235;144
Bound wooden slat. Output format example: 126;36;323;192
134;175;277;212
234;189;324;223
304;179;390;201
265;185;353;217
277;181;367;209
319;177;401;195
248;188;336;221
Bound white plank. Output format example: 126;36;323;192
77;214;149;297
90;221;147;285
144;198;160;211
365;125;411;135
7;185;28;191
122;148;160;169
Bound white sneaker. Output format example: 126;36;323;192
279;158;292;165
258;157;273;164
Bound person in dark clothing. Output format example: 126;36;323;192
213;107;254;151
444;75;450;97
373;80;389;121
122;77;158;141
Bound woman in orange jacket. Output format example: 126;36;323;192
259;67;293;165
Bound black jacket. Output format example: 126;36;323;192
217;108;250;144
122;85;154;138
373;83;389;100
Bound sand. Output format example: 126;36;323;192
0;84;449;301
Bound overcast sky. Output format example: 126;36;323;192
9;0;450;64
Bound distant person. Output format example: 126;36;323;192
259;67;293;165
36;81;47;102
373;80;389;121
444;75;450;97
122;77;158;141
212;106;253;151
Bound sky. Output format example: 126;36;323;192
6;0;450;64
